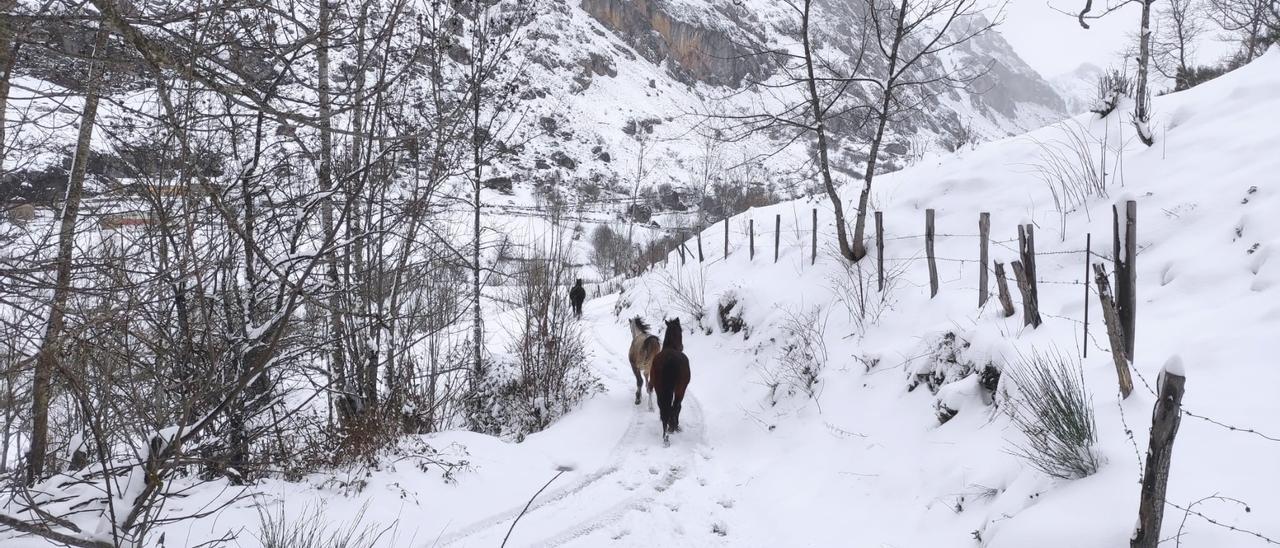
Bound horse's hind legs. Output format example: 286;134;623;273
631;366;643;406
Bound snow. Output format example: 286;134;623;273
6;31;1279;548
129;46;1277;547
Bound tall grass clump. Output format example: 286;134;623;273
1005;349;1101;480
256;503;394;548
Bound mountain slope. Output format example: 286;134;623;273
486;0;1071;212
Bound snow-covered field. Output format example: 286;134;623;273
12;46;1280;548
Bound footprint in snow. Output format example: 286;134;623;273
717;498;735;509
712;520;728;537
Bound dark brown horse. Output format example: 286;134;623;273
649;318;691;444
569;279;586;318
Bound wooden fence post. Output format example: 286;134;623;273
1122;201;1137;361
1093;263;1134;397
811;208;818;265
1084;233;1091;359
696;227;704;263
749;219;755;261
1131;363;1186;548
1017;224;1041;326
993;262;1016;318
875;211;884;292
724;217;729;258
978;212;990;307
774;213;781;263
926;209;938;298
1011;260;1041;327
678;242;685;265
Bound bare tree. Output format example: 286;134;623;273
26;21;109;487
848;0;998;259
1076;0;1159;145
1206;0;1279;64
0;0;18;166
461;0;538;395
710;0;870;262
1153;0;1210;90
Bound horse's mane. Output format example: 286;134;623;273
631;316;650;333
662;321;683;351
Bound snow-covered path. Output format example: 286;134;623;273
438;297;738;547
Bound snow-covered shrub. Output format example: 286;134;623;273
256;503;394;548
933;364;1002;425
1091;68;1133;117
1004;349;1101;480
469;245;599;440
764;306;828;402
658;265;708;329
716;290;748;336
829;256;902;335
909;331;980;394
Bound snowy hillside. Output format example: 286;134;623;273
494;0;1072;202
66;46;1280;548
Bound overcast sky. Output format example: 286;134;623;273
996;0;1141;78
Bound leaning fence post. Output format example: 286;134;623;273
774;213;781;263
926;209;938;298
978;212;990;307
993;262;1016;318
1011;260;1041;327
749;218;755;261
1093;263;1134;397
811;208;818;265
723;217;729;258
1131;360;1186;548
875;211;884;292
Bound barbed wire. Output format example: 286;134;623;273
1167;496;1280;546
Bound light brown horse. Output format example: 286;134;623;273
627;317;661;408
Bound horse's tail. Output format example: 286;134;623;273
641;336;660;365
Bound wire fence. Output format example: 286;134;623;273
652;202;1280;545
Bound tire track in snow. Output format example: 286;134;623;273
435;308;675;547
529;395;709;547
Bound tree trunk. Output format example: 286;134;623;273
471;6;486;391
1134;0;1155;145
29;25;109;485
0;9;19;166
851;0;909;260
316;0;350;421
801;0;856;261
